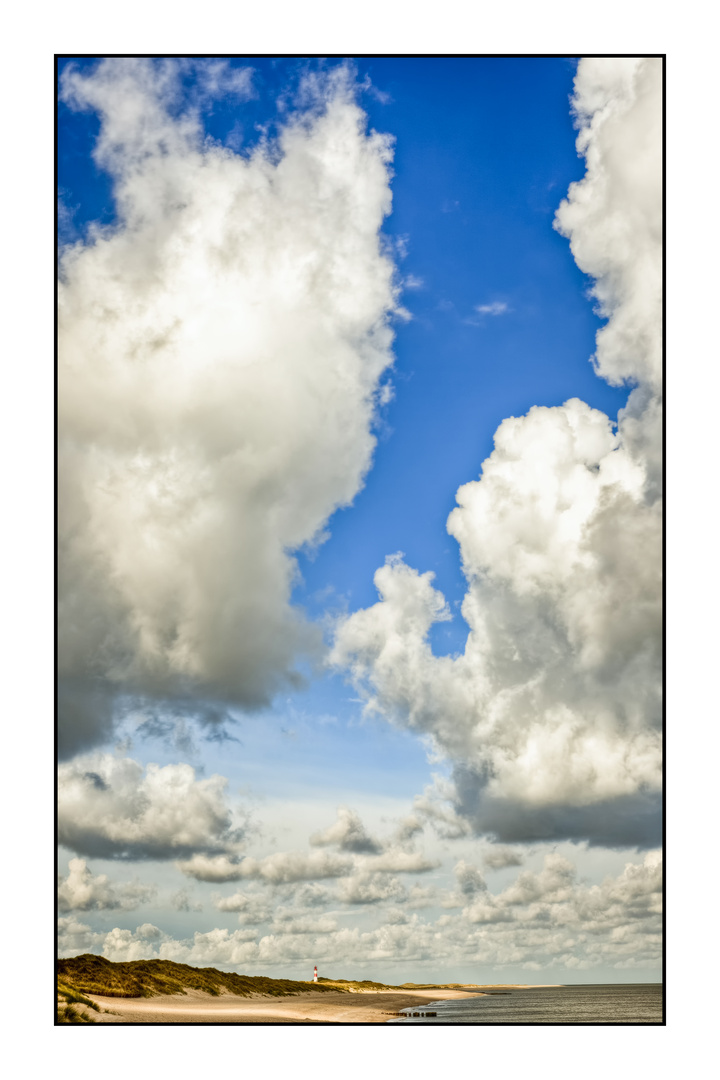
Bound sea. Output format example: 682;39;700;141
388;983;663;1024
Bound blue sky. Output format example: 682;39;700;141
57;57;661;983
59;55;629;633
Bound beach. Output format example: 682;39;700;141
84;987;482;1024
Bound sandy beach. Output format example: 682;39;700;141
84;987;482;1024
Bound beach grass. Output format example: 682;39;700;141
57;1002;98;1024
57;955;490;1008
58;979;101;1009
57;955;353;1000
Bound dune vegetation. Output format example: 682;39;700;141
57;978;102;1022
57;956;482;1004
57;955;352;1000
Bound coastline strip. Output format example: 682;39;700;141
86;987;480;1024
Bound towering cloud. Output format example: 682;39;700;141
58;60;398;755
332;58;662;847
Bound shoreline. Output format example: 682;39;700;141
84;987;484;1024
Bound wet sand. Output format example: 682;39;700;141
86;986;481;1024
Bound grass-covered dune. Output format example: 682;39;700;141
57;978;102;1023
57;956;480;1002
57;955;350;1000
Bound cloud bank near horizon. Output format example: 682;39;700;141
57;774;661;975
57;847;661;974
332;58;662;848
58;59;399;757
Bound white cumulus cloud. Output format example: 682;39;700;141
337;872;407;905
58;858;156;912
214;890;273;924
310;807;383;854
332;58;662;848
58;754;245;860
482;846;525;871
58;59;399;755
178;849;352;884
56;849;661;975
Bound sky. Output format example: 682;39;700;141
57;55;662;985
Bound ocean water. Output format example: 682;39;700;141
389;984;663;1024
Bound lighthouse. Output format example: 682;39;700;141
313;966;318;983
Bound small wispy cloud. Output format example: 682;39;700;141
359;74;392;105
192;60;255;102
57;195;80;247
475;301;509;316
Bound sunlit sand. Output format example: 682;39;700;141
84;985;563;1024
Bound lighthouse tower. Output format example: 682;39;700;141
313;966;318;983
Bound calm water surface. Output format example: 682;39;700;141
389;984;662;1024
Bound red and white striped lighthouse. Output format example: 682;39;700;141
313;966;318;983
